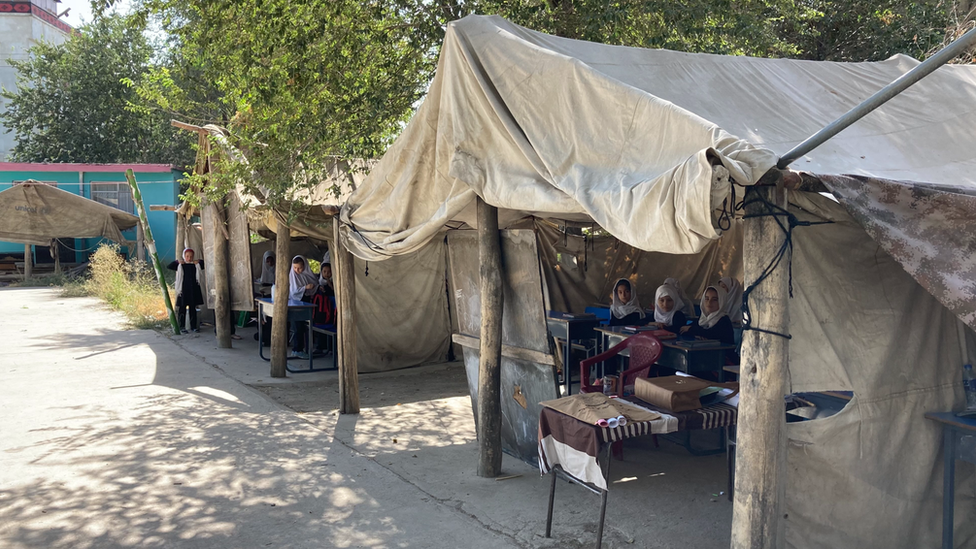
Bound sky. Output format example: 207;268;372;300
58;0;133;29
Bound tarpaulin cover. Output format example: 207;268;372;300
340;15;777;259
340;15;976;263
0;182;139;246
332;14;976;547
786;192;976;549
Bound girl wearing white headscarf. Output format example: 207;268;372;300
608;278;647;326
317;251;334;296
664;277;696;317
648;285;687;333
167;248;205;333
288;255;319;302
717;276;743;324
259;251;275;285
680;285;735;345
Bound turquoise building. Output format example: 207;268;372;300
0;163;181;264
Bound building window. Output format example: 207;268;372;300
90;182;135;213
12;180;57;187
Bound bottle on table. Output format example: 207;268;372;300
963;364;976;410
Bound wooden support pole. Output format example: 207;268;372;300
732;185;790;549
51;240;60;274
333;219;360;413
476;197;504;478
175;214;186;254
23;244;31;279
136;223;145;263
125;170;180;335
209;200;232;349
270;218;290;378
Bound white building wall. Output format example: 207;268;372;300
0;6;70;160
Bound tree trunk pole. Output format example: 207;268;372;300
732;185;790;549
209;200;232;348
136;222;145;263
23;244;31;279
476;196;503;478
125;170;180;335
176;213;186;253
51;240;60;274
333;218;360;414
271;216;291;378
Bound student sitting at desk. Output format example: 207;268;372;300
647;285;687;333
289;255;320;359
664;277;695;318
717;276;743;324
608;278;648;327
680;285;735;345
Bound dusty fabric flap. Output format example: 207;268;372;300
541;392;660;424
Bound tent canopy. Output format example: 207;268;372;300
339;14;976;328
0;181;139;246
334;15;976;548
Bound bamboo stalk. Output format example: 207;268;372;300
126;169;180;335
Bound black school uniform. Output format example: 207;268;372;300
167;260;205;330
684;315;734;345
659;310;688;333
608;311;648;327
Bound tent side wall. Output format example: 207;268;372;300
786;191;976;548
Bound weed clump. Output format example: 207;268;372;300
85;244;173;329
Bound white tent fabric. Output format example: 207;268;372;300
340;16;777;259
340;15;976;262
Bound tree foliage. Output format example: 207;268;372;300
0;15;194;165
83;0;962;211
124;0;447;213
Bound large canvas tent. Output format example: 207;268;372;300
337;15;976;548
0;181;139;245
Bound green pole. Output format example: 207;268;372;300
126;169;180;335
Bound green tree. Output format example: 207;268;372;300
0;15;194;165
122;0;446;212
778;0;951;61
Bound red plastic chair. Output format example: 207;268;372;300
579;333;663;396
579;333;663;460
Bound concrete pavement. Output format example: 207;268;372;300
0;288;525;549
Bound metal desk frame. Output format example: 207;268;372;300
546;313;601;396
925;411;976;549
545;445;613;549
255;298;327;373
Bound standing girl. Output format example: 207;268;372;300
168;248;205;333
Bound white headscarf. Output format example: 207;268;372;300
174;248;201;296
318;251;332;286
610;278;644;320
653;285;684;326
288;255;318;301
260;251;275;284
664;277;695;317
718;276;743;323
698;285;729;329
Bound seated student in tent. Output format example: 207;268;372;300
646;284;687;333
608;278;649;327
717;276;744;324
664;277;696;317
317;251;334;299
680;286;735;346
289;255;320;359
167;248;205;334
257;251;275;293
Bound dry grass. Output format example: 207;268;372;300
85;244;175;330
